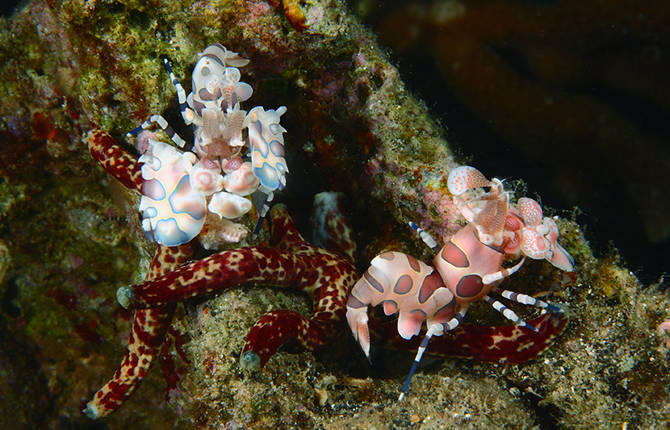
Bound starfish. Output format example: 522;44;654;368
83;129;567;418
83;130;359;417
117;202;359;370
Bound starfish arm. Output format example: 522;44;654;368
118;245;357;358
369;311;568;364
118;247;302;308
242;204;359;368
268;204;307;248
241;253;357;368
84;243;194;419
239;309;343;369
309;192;357;261
84;306;175;419
241;310;311;368
119;206;357;310
86;129;143;193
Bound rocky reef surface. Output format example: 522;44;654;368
0;1;668;428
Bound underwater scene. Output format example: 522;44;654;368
0;0;668;428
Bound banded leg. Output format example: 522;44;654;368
398;307;467;401
481;257;526;284
483;295;538;332
500;289;561;313
408;221;440;252
126;114;186;148
251;188;273;238
163;58;197;126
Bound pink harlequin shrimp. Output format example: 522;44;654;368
347;165;575;400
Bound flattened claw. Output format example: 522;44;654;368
247;106;289;193
200;43;249;68
519;214;575;272
549;242;575;272
520;229;551;260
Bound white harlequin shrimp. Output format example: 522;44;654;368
126;44;289;246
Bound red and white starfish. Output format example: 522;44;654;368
82;129;567;418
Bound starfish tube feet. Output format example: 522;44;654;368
116;285;134;310
240;350;262;371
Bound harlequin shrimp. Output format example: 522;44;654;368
127;43;288;246
346;165;574;400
